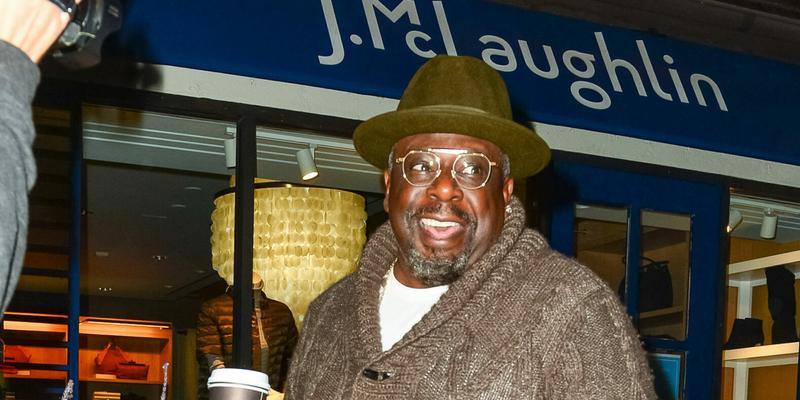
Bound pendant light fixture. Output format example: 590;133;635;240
210;181;366;328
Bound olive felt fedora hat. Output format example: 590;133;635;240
353;55;551;179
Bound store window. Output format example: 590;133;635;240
2;99;386;399
83;105;234;400
722;193;800;400
573;205;691;341
573;203;629;293
637;210;690;341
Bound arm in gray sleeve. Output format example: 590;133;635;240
0;39;41;313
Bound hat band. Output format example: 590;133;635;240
400;104;497;117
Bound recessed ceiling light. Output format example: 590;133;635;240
169;203;187;208
152;255;167;261
163;284;174;289
98;287;112;292
95;251;109;257
195;269;207;274
184;186;202;191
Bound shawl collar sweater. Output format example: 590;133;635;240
286;197;656;399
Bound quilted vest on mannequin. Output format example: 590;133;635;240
196;292;298;398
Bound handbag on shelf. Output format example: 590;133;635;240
618;257;674;313
4;345;32;363
724;318;764;349
116;361;150;380
95;341;129;374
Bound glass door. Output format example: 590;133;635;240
549;160;726;400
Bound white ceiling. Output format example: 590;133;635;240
85;162;227;299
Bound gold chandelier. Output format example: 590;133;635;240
210;182;367;328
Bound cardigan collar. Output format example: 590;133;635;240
349;196;543;364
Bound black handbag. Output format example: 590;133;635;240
618;257;674;312
724;318;764;349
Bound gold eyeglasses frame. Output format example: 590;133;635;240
394;148;498;190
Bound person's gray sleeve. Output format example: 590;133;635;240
0;40;41;314
543;289;658;399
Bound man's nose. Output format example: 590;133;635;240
426;170;463;202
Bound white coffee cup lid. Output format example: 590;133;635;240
208;368;270;393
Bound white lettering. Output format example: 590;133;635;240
433;1;458;55
518;40;559;79
571;81;612;110
480;35;517;72
691;73;728;111
406;31;436;58
638;40;672;101
316;3;729;113
596;32;647;96
562;50;595;78
664;55;689;103
363;0;420;50
319;0;345;65
562;50;610;109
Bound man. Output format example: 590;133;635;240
0;0;75;314
285;55;656;399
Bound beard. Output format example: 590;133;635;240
402;203;476;287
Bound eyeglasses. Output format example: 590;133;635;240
394;149;497;190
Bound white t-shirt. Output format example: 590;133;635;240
378;267;449;351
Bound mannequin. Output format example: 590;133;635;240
196;272;297;398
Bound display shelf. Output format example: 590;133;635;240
3;314;68;337
728;249;800;286
79;318;172;339
724;342;798;368
83;377;163;385
1;313;172;399
4;370;67;380
78;319;172;386
725;248;800;400
640;305;684;319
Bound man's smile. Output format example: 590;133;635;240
419;217;466;242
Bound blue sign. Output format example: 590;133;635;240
108;0;800;167
648;352;683;400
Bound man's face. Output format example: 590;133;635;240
383;133;514;288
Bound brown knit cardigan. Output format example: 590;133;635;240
285;197;657;399
196;292;298;396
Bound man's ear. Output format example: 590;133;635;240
502;177;514;204
383;169;391;212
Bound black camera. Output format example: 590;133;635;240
49;0;122;69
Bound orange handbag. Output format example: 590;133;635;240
94;342;129;374
4;345;31;363
116;361;149;380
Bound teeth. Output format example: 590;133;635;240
421;218;459;228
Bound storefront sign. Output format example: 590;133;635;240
319;0;727;113
110;0;800;166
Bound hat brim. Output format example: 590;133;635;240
354;106;551;179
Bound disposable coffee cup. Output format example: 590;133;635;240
208;368;270;400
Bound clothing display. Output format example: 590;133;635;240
285;197;656;399
197;291;298;397
765;265;799;343
0;40;39;315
